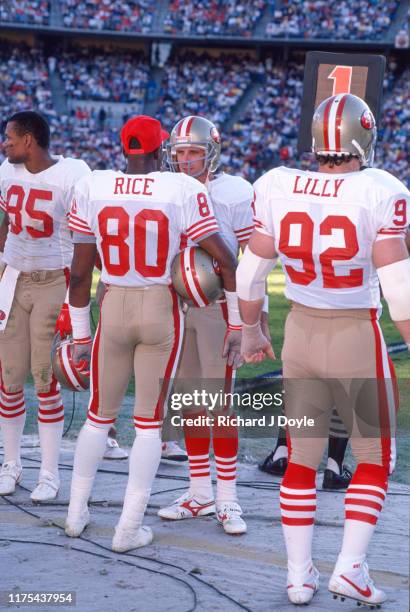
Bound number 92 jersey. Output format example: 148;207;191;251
253;166;409;309
68;170;218;287
0;157;91;272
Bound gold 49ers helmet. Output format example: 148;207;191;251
166;115;221;177
312;93;377;167
51;334;90;392
171;246;223;307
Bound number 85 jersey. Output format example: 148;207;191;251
253;166;409;309
68;169;218;287
0;157;91;272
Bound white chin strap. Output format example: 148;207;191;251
236;247;277;301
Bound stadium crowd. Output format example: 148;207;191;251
0;0;49;25
163;0;266;36
0;45;408;187
58;50;149;103
265;0;399;40
0;46;54;119
157;54;256;131
60;0;155;32
0;0;401;41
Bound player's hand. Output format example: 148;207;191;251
72;337;93;376
55;303;72;339
260;311;271;343
95;279;107;308
222;327;244;369
241;321;275;364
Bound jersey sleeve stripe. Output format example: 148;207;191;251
186;216;218;233
187;219;218;235
377;229;407;235
188;222;219;241
68;220;94;236
69;213;90;228
0;197;6;212
234;225;254;235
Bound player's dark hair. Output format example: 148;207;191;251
316;153;356;167
7;111;50;149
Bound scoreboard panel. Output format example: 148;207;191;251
298;51;386;155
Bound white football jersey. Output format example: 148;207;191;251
68;170;218;287
180;172;254;254
253;166;409;309
0;157;91;271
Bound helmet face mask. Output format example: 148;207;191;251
166;116;221;177
311;94;377;167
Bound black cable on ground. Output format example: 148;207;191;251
9;454;410;496
62;392;76;438
1;494;253;612
0;537;197;612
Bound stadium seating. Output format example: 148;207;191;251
265;0;399;40
164;0;266;36
157;54;256;132
0;0;50;25
58;50;149;103
0;44;408;187
60;0;155;32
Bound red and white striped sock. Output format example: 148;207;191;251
0;388;26;465
280;463;317;568
339;463;388;562
37;389;64;476
213;414;239;503
183;410;213;501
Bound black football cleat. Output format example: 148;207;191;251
322;466;352;490
258;451;288;477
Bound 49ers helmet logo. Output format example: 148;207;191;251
210;127;220;144
0;310;5;321
360;109;375;130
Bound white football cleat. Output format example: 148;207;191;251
65;507;90;538
30;470;60;502
161;441;188;463
287;564;320;605
104;436;128;460
158;491;215;520
216;501;247;535
0;461;22;495
112;525;153;552
329;558;386;607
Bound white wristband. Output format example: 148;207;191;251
262;295;269;313
69;303;91;340
224;290;242;328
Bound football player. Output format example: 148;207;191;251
64;115;240;552
237;94;410;606
0;111;90;501
158;115;264;535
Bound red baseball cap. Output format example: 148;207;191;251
121;115;169;155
